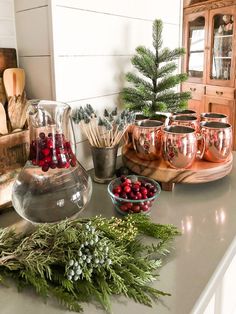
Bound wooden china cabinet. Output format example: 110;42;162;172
182;0;236;149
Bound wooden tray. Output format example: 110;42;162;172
122;146;233;191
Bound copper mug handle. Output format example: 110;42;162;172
196;132;205;159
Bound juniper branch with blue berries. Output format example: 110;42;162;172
0;214;180;313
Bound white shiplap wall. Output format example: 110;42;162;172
14;0;53;99
13;0;182;169
52;0;183;169
0;0;16;48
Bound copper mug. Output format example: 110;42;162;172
200;112;228;123
173;109;197;117
162;125;204;169
170;115;199;132
124;114;149;148
200;121;232;162
132;120;163;160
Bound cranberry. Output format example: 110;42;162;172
39;132;45;139
70;158;76;167
129;192;135;199
120;192;128;199
114;193;119;197
120;175;127;183
132;205;140;213
148;192;154;198
123;185;131;193
120;204;129;212
132;184;140;192
42;148;50;156
126;202;133;209
44;156;52;164
132;195;138;200
135;181;142;186
32;159;37;165
42;164;49;172
38;160;45;167
124;178;132;185
136;192;143;199
140;187;148;195
46;138;53;149
141;204;149;211
50;162;57;169
113;186;121;194
150;187;157;193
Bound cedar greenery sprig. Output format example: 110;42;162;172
0;214;180;313
72;104;135;148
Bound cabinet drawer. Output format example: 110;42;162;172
182;83;204;100
206;86;235;100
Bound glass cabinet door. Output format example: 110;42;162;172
184;13;207;83
207;7;235;86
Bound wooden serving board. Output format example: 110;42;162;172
122;146;233;191
0;48;17;77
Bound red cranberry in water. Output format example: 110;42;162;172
42;164;49;172
42;148;50;156
39;132;45;139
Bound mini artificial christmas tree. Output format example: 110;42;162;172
122;19;191;117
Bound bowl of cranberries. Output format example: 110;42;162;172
107;175;161;215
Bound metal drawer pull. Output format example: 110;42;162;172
190;87;196;92
216;91;223;95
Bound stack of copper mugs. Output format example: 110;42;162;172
130;110;232;169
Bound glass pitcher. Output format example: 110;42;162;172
12;100;92;223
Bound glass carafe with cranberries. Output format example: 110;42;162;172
12;100;92;223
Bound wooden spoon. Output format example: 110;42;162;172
0;102;8;135
3;68;25;98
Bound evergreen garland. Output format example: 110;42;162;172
122;19;191;117
0;214;180;312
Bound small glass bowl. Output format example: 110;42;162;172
107;175;161;215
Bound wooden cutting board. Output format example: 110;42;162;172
0;48;17;77
0;102;8;135
0;78;7;106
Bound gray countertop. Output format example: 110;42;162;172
1;154;236;314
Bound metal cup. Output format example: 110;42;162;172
173;109;197;116
124;114;149;148
170;115;199;132
162;125;204;169
132;120;163;160
200;112;228;123
200;121;232;162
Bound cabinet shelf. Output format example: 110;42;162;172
213;56;231;59
214;34;233;38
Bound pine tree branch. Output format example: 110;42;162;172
153;20;163;51
125;72;153;92
156;74;188;93
156;62;177;79
131;53;157;80
158;47;186;63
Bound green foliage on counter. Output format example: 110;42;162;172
0;214;180;313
